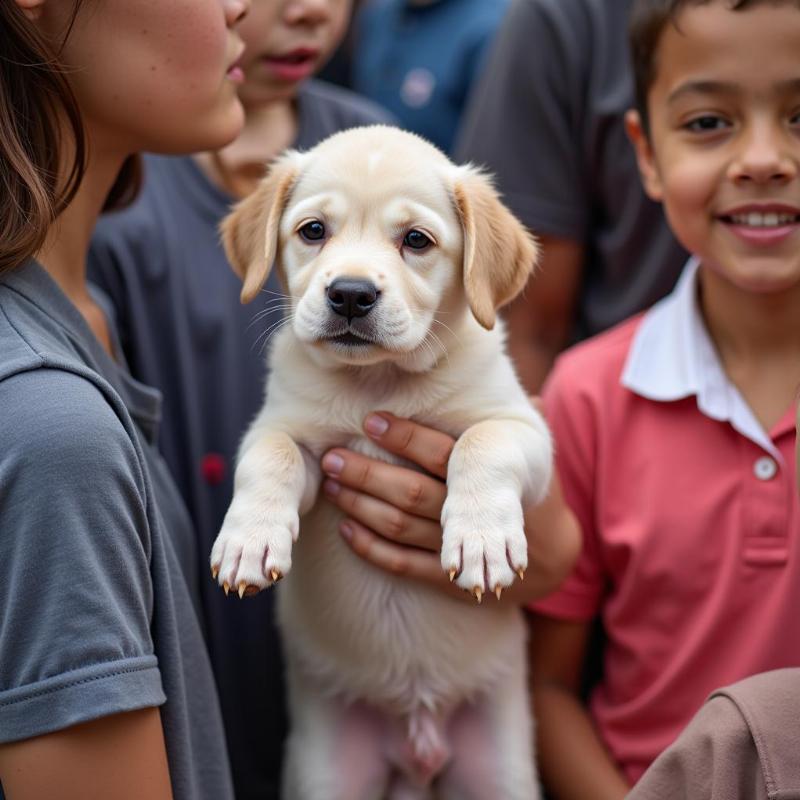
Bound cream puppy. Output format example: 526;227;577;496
211;126;551;799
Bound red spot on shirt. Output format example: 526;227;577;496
201;453;226;486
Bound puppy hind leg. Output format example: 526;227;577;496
282;673;392;800
387;775;434;800
436;659;541;800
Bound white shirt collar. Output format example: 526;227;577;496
621;256;781;460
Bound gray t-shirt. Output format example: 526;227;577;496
87;79;394;800
455;0;688;338
0;262;232;800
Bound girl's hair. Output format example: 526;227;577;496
0;1;140;275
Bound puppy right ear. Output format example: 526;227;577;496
220;152;300;304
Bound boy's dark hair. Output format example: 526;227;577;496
0;1;141;275
629;0;798;135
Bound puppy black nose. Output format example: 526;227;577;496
326;278;379;320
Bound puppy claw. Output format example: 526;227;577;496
223;581;230;596
270;569;282;583
238;582;247;599
473;586;483;604
211;565;219;580
516;567;526;581
494;585;503;601
448;568;457;582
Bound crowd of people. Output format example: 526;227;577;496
1;0;799;798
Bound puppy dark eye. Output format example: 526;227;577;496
403;229;432;251
299;221;326;242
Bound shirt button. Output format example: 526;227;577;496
753;456;778;481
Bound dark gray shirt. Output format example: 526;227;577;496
455;0;688;338
88;79;394;800
0;262;232;800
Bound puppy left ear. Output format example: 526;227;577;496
220;151;302;304
453;167;539;330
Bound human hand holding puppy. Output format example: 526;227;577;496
321;409;580;606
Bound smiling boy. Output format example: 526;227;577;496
527;2;800;797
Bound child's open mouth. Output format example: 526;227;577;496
263;48;318;83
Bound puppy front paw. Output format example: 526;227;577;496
440;489;527;602
209;501;299;597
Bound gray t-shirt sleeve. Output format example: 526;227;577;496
454;0;588;238
0;368;166;743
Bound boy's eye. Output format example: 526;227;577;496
403;229;432;251
685;115;729;133
299;220;326;242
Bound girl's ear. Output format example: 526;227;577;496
15;0;46;21
625;109;664;202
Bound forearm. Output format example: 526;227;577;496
234;428;320;515
508;510;580;604
533;683;629;800
211;428;321;591
448;417;552;502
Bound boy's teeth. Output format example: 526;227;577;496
730;211;799;227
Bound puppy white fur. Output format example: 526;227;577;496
211;126;551;799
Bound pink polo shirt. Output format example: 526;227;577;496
533;259;800;785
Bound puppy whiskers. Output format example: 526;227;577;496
252;315;295;356
431;317;463;349
257;288;292;300
423;328;451;368
246;305;293;331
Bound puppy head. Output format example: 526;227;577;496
222;125;538;370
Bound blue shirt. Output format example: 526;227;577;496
352;0;510;153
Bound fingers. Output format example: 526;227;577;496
339;518;471;604
321;447;447;522
323;479;443;551
361;412;455;480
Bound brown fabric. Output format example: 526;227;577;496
627;669;800;800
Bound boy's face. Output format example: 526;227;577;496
627;1;800;295
235;0;352;106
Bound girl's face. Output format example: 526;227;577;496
38;0;250;157
235;0;352;107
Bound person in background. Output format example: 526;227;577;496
0;0;251;798
351;0;510;154
88;2;393;797
528;0;800;796
455;0;687;393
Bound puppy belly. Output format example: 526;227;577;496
277;500;527;714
